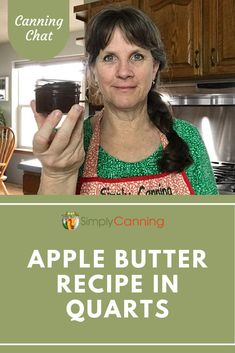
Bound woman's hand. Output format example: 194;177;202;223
31;101;85;194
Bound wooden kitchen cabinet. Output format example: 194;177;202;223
142;0;235;80
23;171;40;195
141;0;202;80
203;0;235;77
17;159;41;195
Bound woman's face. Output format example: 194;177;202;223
92;28;159;111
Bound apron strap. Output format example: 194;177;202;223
159;132;168;149
83;109;104;177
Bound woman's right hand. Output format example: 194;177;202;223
31;101;85;194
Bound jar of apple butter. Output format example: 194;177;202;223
35;79;81;114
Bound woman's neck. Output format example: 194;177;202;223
96;104;160;163
101;104;153;135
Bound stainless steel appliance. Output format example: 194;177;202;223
160;81;235;194
211;161;235;195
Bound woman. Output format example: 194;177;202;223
31;6;218;195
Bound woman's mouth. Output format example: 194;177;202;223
113;86;136;91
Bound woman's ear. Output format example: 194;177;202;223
152;61;160;82
86;67;103;107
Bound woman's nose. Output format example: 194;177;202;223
116;59;134;79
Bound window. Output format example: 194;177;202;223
12;57;86;149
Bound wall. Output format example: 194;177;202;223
0;42;23;126
0;29;85;184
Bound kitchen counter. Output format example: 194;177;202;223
18;158;42;194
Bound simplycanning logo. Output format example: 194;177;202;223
62;212;80;230
62;212;165;229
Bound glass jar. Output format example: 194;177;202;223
35;79;81;114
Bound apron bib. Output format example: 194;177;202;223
77;111;194;195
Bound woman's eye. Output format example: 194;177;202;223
103;54;115;62
131;53;144;61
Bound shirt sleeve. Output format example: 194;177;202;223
174;119;219;195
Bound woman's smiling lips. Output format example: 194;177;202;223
112;85;137;91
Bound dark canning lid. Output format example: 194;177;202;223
35;80;81;114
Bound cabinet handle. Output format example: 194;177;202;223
194;49;200;68
211;48;217;67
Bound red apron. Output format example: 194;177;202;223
77;111;194;195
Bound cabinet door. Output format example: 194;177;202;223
203;0;235;76
90;0;139;18
141;0;202;80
